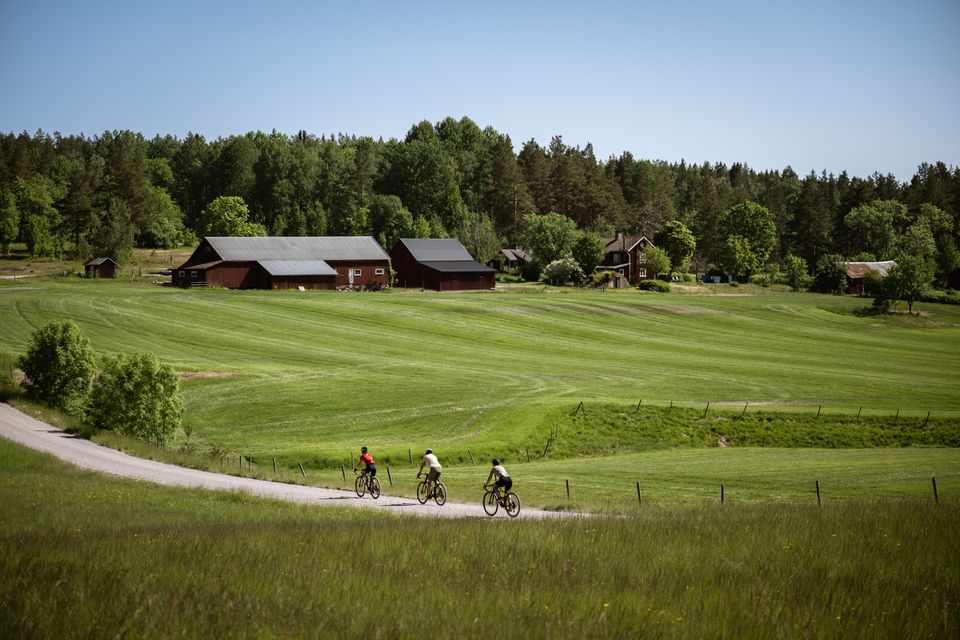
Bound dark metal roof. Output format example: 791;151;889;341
420;261;497;274
206;236;389;262
603;234;652;253
500;248;531;262
84;257;115;266
258;260;337;276
181;261;223;271
396;238;475;262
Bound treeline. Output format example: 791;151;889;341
1;117;958;276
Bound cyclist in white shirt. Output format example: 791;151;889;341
417;448;442;498
485;458;512;501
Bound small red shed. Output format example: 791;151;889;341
84;257;116;278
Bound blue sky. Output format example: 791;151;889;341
1;0;958;181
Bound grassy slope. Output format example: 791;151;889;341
2;279;958;464
2;437;957;639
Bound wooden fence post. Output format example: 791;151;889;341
924;411;931;426
340;464;346;481
408;448;412;465
636;482;642;505
525;447;530;463
894;409;900;425
668;400;673;414
816;405;822;419
721;483;725;504
272;458;276;474
566;479;570;501
856;406;862;422
298;462;305;477
468;451;475;465
815;480;822;507
635;399;643;413
742;402;748;417
932;477;939;503
387;465;393;488
702;402;710;418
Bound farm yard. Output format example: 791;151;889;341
2;277;959;637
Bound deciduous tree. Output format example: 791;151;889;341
571;231;605;277
721;201;776;272
86;352;182;446
17;320;96;415
654;220;696;276
197;196;266;237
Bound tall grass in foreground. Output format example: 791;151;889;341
1;438;956;639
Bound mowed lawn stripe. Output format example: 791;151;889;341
1;281;958;461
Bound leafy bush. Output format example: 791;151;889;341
919;289;960;305
86;352;183;446
17;320;96;415
749;273;772;287
542;256;584;285
638;279;671;292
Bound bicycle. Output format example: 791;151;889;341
416;473;447;505
482;484;520;517
354;468;381;499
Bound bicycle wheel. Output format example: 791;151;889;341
370;477;381;499
434;482;447;506
482;491;498;516
505;492;521;518
355;475;366;497
416;480;429;504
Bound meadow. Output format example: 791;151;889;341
2;277;958;467
2;275;959;637
1;437;957;639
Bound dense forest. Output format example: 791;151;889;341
1;117;958;286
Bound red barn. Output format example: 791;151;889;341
390;239;496;291
171;237;390;290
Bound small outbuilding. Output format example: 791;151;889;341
488;248;532;271
844;260;897;295
84;257;116;279
390;239;496;291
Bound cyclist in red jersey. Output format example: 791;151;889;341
357;446;376;483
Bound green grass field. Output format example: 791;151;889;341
1;437;957;638
3;277;959;637
2;278;958;465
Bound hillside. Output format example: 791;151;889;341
2;278;958;469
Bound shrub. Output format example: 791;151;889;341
638;279;670;292
17;320;96;415
919;289;960;305
86;352;183;446
749;273;772;288
542;256;584;285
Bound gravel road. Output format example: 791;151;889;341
0;403;578;520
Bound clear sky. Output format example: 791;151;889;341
1;0;958;181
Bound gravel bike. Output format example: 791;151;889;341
483;484;520;517
354;468;381;499
416;473;447;505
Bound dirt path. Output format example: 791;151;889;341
0;403;578;520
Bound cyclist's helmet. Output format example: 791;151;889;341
425;448;433;455
492;458;501;466
361;446;368;453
